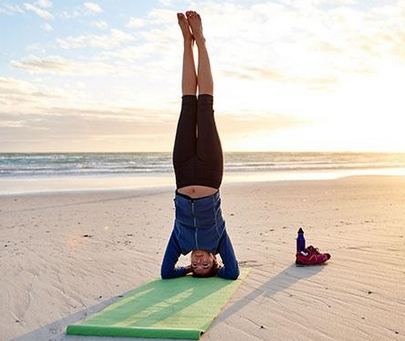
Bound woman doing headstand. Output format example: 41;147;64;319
160;10;239;280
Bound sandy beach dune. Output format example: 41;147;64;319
1;176;404;341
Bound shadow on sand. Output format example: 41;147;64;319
8;263;324;341
216;262;325;324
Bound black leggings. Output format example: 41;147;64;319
173;94;223;189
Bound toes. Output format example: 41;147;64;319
186;11;200;21
178;12;188;24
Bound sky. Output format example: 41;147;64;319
1;0;405;153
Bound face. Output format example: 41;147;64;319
190;250;215;276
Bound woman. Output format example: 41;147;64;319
160;10;239;280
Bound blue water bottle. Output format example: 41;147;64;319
296;227;306;253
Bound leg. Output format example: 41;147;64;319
178;13;197;96
186;11;213;96
172;95;197;167
194;95;223;189
173;13;198;187
187;11;223;189
196;94;223;173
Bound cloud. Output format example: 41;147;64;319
0;106;309;152
0;77;63;118
36;0;52;8
3;0;405;152
392;31;405;61
0;103;307;153
24;2;53;19
26;43;47;53
216;111;308;136
10;56;131;76
60;9;81;19
0;76;176;151
84;2;103;13
91;20;108;29
0;110;177;152
100;43;160;63
0;75;309;152
312;42;344;54
147;8;176;25
127;17;146;28
159;0;172;6
0;4;24;14
10;55;150;79
59;2;102;19
0;120;25;128
238;66;287;82
222;65;338;91
0;77;165;121
0;77;56;97
56;29;134;49
41;22;53;31
11;56;73;74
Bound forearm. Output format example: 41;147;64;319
161;263;189;279
217;230;239;280
161;231;189;279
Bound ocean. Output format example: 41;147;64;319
1;152;405;194
1;152;405;177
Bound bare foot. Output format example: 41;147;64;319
177;12;193;43
186;10;205;44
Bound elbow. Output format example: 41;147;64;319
228;261;240;280
228;267;240;280
161;267;172;279
219;265;240;280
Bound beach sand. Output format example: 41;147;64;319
1;176;404;341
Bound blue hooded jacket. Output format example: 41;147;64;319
161;190;239;280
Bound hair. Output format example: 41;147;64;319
191;258;220;278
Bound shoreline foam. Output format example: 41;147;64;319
1;167;405;196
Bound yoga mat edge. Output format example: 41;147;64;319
66;325;202;339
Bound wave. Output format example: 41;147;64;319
1;152;405;177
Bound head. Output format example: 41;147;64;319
190;250;219;277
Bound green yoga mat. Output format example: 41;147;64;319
66;269;249;339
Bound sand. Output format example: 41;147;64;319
1;176;404;341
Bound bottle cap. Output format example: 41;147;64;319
298;227;304;234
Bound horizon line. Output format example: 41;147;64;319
1;150;405;154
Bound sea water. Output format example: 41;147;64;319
1;152;405;194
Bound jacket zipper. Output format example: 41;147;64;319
192;201;198;249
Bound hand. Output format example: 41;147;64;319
186;264;193;274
